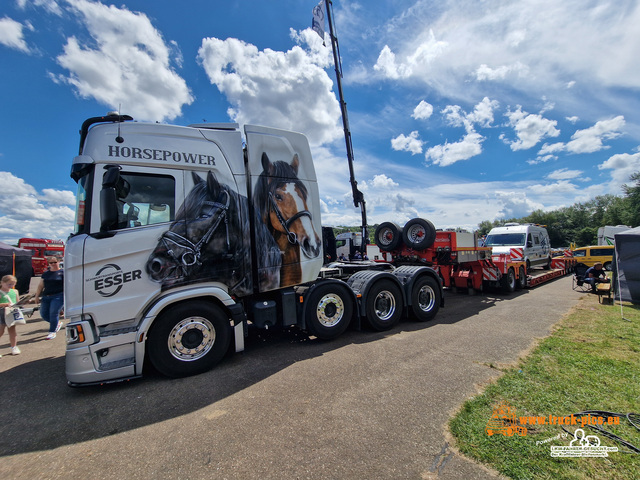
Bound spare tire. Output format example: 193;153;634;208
375;222;403;251
402;218;436;250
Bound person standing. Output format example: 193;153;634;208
36;256;64;340
0;275;21;355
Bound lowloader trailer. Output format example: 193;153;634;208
373;218;576;294
64;114;444;386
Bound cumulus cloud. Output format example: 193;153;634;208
504;106;560;151
425;131;484;167
54;0;193;121
391;131;423;155
533;116;625;160
0;17;32;52
546;168;583;181
565;116;625;154
598;150;640;185
197;29;341;146
371;174;399;189
0;172;74;243
412;100;433;120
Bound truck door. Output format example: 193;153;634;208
245;125;323;291
79;167;183;323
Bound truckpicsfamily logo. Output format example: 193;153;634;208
108;145;216;166
86;263;142;297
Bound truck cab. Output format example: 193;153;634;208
484;223;551;271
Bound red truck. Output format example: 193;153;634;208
17;238;65;276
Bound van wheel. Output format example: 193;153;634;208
148;302;230;378
604;261;612;271
365;279;403;331
305;283;353;340
543;256;552;269
501;268;516;293
516;266;526;290
411;276;441;322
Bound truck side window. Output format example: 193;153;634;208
114;173;175;229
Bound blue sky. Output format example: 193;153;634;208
1;0;639;244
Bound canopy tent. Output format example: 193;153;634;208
0;242;33;294
614;226;640;305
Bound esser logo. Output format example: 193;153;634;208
89;263;142;297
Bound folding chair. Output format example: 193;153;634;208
572;264;591;293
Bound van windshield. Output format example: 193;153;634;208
485;233;526;247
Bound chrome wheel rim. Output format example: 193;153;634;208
168;316;216;361
374;290;396;320
316;294;344;327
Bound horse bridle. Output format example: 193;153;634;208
269;190;312;246
160;189;231;270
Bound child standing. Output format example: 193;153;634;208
0;275;21;356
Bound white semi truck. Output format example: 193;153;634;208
64;114;443;386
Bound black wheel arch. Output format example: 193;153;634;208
300;278;357;331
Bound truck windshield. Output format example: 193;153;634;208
484;233;526;247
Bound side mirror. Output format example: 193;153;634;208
100;165;121;231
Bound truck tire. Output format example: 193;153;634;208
305;283;353;340
402;218;436;250
365;279;403;331
375;222;402;251
516;266;526;290
410;276;440;322
147;301;230;378
501;268;516;293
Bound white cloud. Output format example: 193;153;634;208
54;0;193;121
475;62;528;81
391;131;423;155
0;172;75;243
565;116;625;154
566;116;579;124
198;29;341;146
412;100;433;120
425;131;484;167
371;174;399;189
504;106;560;151
17;0;63;16
0;17;31;52
598;150;640;186
546;168;583;181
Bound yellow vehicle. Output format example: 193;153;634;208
571;245;614;271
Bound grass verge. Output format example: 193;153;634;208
449;295;640;480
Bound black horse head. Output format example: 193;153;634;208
146;171;251;294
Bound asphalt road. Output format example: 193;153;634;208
0;275;583;480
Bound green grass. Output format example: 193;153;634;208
449;297;640;480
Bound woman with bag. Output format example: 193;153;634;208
36;256;64;340
0;274;22;356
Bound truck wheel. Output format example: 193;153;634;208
411;276;440;322
516;266;526;290
305;283;353;340
365;279;403;331
147;302;230;378
402;218;436;250
375;222;402;251
501;268;516;293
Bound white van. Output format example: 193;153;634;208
484;223;552;270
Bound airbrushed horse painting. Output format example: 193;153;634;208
146;171;281;295
253;152;321;287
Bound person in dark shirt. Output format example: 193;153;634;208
35;256;64;340
583;262;610;292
